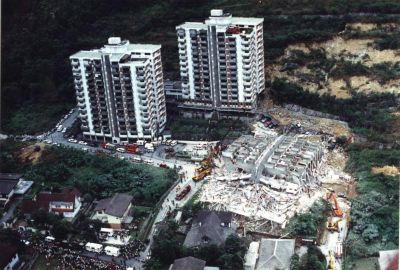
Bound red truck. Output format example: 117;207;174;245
175;185;191;201
125;144;139;154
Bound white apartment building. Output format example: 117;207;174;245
70;37;167;143
176;9;264;114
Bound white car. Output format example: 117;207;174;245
131;157;142;163
78;141;87;145
170;140;177;146
62;128;67;133
116;148;126;153
43;139;52;144
82;147;88;152
68;138;78;143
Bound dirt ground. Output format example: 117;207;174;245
268;106;350;137
371;165;400;176
269;22;400;99
322;182;358;199
18;143;45;164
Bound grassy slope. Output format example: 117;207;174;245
2;0;400;134
344;146;399;259
0;139;178;206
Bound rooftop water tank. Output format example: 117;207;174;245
210;9;223;16
108;37;122;45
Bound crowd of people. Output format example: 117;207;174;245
120;239;146;259
32;240;126;269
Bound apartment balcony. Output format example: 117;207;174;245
74;78;82;85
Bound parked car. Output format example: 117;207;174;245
78;141;88;145
116;148;126;153
68;138;78;143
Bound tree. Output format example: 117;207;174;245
52;221;70;240
224;234;247;256
151;221;182;265
290;254;300;270
195;245;223;266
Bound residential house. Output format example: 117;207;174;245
169;256;219;270
183;211;236;248
92;193;133;229
244;238;295;270
378;250;399;270
0;173;23;207
0;244;20;270
21;188;82;219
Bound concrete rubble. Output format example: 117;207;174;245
199;128;352;232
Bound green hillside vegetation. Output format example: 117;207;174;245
2;0;400;134
344;146;399;261
285;199;328;238
0;140;178;206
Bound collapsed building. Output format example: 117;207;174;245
258;136;324;194
199;133;325;231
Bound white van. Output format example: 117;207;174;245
105;246;120;257
144;160;154;165
85;242;103;253
136;140;145;146
131;157;142;163
57;125;63;132
144;143;155;152
45;236;55;242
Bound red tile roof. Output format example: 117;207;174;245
21;188;80;214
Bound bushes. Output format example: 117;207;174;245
285;199;328;238
345;146;400;258
330;61;369;78
21;145;178;205
374;35;400;50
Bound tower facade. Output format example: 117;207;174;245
176;9;264;113
70;37;166;143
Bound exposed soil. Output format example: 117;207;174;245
18;143;45;164
371;165;400;176
322;182;358;200
270;22;400;100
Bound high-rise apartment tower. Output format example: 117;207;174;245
176;9;264;113
70;37;166;143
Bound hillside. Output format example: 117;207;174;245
2;0;400;134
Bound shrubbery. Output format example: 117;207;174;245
345;146;399;258
285;199;328;238
1;141;178;206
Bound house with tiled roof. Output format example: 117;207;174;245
244;238;295;270
0;244;20;270
183;211;236;248
92;193;133;229
21;188;82;219
169;256;220;270
0;173;23;207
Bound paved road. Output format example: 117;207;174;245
127;163;202;269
